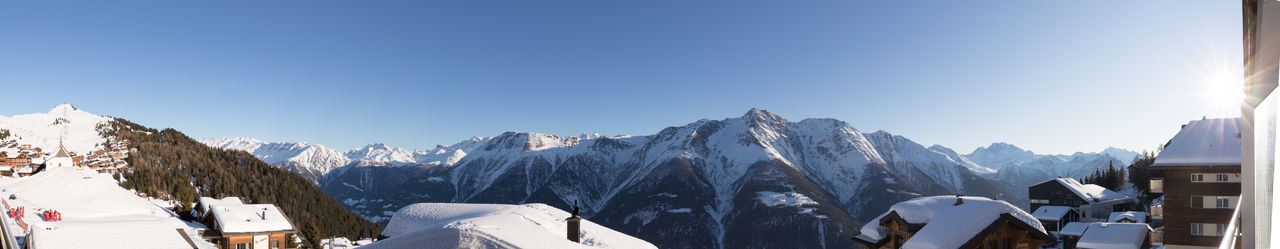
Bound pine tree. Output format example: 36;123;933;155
303;222;323;249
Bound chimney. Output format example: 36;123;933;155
954;195;964;206
566;200;582;243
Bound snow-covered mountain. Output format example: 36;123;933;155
200;137;351;184
346;143;416;165
199;109;1135;249
966;142;1138;200
0;103;113;155
201;136;493;186
323;109;1017;249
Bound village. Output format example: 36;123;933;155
853;117;1239;249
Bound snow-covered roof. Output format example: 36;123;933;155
29;218;204;249
197;196;242;216
1076;223;1152;249
209;203;295;234
854;196;1046;249
365;203;657;249
1041;178;1129;203
1107;212;1148;223
1060;222;1090;236
1032;206;1075;221
1152;118;1242;167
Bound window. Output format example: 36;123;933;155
272;241;281;249
893;235;903;249
1192;223;1204;236
1217;224;1228;236
1218;173;1230;182
1191;173;1205;182
1031;199;1049;204
236;243;248;249
1217;196;1231;208
1191;196;1204;208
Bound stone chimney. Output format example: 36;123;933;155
566;200;582;243
954;195;964;206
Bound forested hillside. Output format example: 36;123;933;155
105;118;382;240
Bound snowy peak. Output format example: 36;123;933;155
741;108;786;125
202;137;267;153
346;143;416;165
1101;147;1139;164
48;103;78;114
966;142;1039;170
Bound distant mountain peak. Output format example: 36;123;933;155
740;108;785;124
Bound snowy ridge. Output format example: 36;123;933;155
201;137;351;184
347;143;416;165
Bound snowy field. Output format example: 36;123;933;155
0;167;214;249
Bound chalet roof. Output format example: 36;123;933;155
1107;212;1148;223
1075;223;1152;249
854;196;1045;249
197;196;242;217
208;203;294;234
1036;178;1129;203
1152;118;1242;167
1060;222;1090;236
28;218;204;249
1031;206;1075;221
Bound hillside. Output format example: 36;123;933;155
104;118;383;240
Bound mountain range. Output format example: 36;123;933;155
204;108;1136;249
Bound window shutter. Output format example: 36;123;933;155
1192;196;1204;208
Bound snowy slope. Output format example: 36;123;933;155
0;104;112;155
364;203;657;249
0;167;215;249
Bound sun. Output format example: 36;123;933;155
1196;57;1245;118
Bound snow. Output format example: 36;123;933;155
365;203;657;249
855;196;1045;249
1059;222;1090;237
756;191;818;208
666;208;692;213
208;203;294;234
202;137;351;177
1043;178;1129;203
1152;118;1242;166
1107;212;1148;223
0;167;215;249
0;104;112;155
346;143;417;165
1032;206;1075;221
197;196;242;217
1075;223;1152;249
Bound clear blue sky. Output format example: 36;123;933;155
0;1;1243;155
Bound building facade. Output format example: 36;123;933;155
1147;118;1242;249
